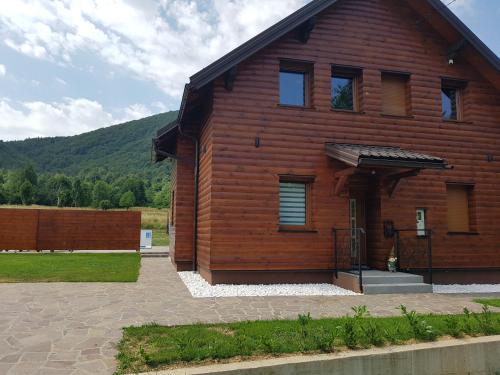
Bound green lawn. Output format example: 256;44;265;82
152;229;170;247
0;253;141;282
116;306;500;374
475;298;500;308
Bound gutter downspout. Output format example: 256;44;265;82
178;119;200;272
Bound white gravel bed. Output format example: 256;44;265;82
178;272;359;298
433;284;500;294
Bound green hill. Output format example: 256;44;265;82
0;111;178;178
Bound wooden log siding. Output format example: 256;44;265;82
0;209;140;251
174;0;500;276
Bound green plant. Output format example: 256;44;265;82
400;305;438;341
444;315;464;338
473;305;496;335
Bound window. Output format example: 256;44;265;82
279;61;313;107
442;79;465;121
382;73;409;116
446;184;473;233
331;66;361;111
279;176;314;229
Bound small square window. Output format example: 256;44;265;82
279;61;313;107
442;79;465;121
331;66;361;111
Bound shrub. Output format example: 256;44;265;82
400;305;438;342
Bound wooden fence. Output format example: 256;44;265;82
0;209;141;251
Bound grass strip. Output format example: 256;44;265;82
474;298;500;308
116;305;500;374
0;253;140;282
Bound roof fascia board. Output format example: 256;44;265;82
425;0;500;71
188;0;339;90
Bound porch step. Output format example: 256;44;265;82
363;283;433;295
336;270;433;295
141;252;169;258
361;270;424;285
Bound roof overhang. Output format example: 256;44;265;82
152;120;179;162
325;143;450;170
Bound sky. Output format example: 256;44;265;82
0;0;498;141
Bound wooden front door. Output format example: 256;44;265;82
349;196;367;266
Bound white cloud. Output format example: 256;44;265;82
0;0;309;99
0;64;5;76
0;98;154;141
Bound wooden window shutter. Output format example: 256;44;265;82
447;185;470;232
382;74;407;116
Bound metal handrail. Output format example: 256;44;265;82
394;228;433;284
333;228;365;292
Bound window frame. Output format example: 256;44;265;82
381;71;411;117
278;175;315;232
331;66;362;112
279;60;313;108
441;79;466;122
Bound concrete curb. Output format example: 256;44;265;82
131;335;500;375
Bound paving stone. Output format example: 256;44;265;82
19;352;49;363
0;258;498;374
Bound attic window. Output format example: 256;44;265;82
442;79;466;121
279;61;313;107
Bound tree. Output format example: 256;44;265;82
49;174;72;207
19;181;35;205
92;181;112;208
99;200;112;210
153;184;171;209
0;185;7;204
71;179;91;207
119;191;136;210
20;164;38;186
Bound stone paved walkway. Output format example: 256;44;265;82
0;258;499;375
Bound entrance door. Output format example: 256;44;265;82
349;197;367;267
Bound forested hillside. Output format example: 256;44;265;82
0;111;178;209
0;111;178;178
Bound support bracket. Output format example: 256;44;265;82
296;17;317;43
224;66;238;91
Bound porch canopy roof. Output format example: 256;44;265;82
325;143;448;170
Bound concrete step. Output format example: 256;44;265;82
141;252;169;258
362;273;424;285
363;283;433;295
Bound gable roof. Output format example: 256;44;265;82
188;0;499;91
156;0;500;151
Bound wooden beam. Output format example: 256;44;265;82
334;167;358;178
383;169;421;182
296;17;316;43
447;39;467;63
333;167;357;196
224;66;238;91
383;169;421;198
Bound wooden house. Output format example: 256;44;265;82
154;0;500;291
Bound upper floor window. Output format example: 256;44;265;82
331;66;361;111
279;61;313;107
381;72;410;116
442;79;466;121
